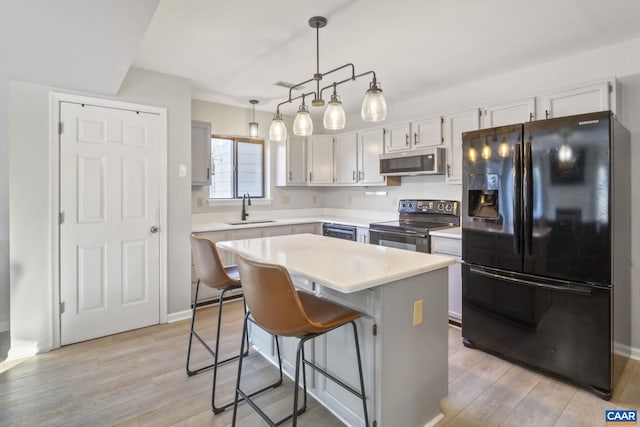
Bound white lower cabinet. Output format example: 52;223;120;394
357;227;369;244
313;314;376;426
431;235;462;323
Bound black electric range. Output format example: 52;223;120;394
369;200;460;252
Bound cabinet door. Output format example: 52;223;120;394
359;129;385;185
444;109;480;184
293;223;321;235
287;136;307;185
334;133;358;184
384;122;411;152
448;261;462;322
191;121;211;186
313;315;376;427
307;135;334;185
261;225;293;237
482;97;535;128
541;81;610;119
356;227;369;244
413;116;443;148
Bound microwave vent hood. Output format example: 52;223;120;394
379;147;446;176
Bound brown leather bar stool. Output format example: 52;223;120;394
188;234;252;414
232;255;369;427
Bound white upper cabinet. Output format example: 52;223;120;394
359;128;385;185
307;135;334;185
334;132;358;184
413;115;444;148
384;122;412;152
275;136;306;186
444;108;480;184
482;97;536;128
541;81;611;119
191;121;211;186
334;129;386;186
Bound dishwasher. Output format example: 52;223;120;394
322;223;357;241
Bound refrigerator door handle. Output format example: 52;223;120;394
469;267;593;296
523;138;533;256
513;143;522;254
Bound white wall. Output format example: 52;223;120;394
191;99;326;215
8;68;192;355
0;64;9;332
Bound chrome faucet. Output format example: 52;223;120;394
241;193;251;221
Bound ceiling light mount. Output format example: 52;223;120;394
269;16;387;141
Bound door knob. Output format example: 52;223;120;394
150;226;159;233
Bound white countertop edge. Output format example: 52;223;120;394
298;257;456;293
429;227;462;239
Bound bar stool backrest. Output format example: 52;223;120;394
236;255;315;337
191;234;240;289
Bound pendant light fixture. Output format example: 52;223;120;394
323;83;346;130
268;16;387;141
293;95;313;136
248;99;259;137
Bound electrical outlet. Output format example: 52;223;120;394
413;299;423;326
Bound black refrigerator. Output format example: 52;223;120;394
461;111;631;399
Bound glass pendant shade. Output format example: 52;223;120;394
323;93;346;130
481;143;492;160
249;122;259;137
293;104;313;136
361;81;387;122
468;147;477;162
269;112;287;142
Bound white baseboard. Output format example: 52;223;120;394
167;309;192;323
631;345;640;361
424;413;445;427
0;321;8;333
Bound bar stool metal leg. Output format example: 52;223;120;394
232;312;286;426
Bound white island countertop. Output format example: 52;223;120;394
217;233;455;294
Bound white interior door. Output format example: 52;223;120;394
59;102;161;345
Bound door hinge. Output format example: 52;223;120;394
60;301;65;314
59;211;65;224
372;324;377;336
58;122;64;135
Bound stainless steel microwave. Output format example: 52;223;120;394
379;147;446;176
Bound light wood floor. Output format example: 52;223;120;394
0;300;638;426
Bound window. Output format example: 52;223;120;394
209;136;265;199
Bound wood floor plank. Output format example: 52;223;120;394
0;303;638;427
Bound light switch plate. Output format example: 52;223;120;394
179;164;187;177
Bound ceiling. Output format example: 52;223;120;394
4;0;640;119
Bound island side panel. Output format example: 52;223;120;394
379;268;449;426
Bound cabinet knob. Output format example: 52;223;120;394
545;110;550;119
353;170;356;181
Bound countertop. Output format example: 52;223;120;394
217;233;455;293
192;215;390;233
429;226;462;239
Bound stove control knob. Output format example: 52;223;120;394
445;204;453;212
437;203;444;211
408;203;413;208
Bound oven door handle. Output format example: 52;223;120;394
469;267;593;296
369;229;423;238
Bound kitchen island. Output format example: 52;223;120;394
217;234;454;427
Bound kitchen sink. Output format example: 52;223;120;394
225;220;276;226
